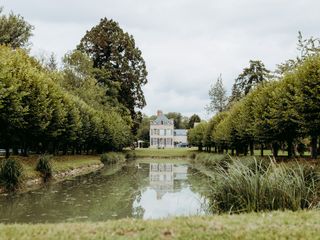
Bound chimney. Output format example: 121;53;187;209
157;110;163;116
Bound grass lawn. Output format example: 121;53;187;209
0;155;101;180
127;147;198;158
0;211;319;239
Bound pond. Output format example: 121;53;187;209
0;159;212;223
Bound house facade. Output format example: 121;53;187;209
150;110;188;148
150;110;174;148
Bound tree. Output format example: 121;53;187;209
234;60;270;96
136;114;151;145
188;114;201;129
206;74;227;114
46;53;58;71
276;32;320;76
295;54;320;159
187;122;208;151
0;7;34;48
77;18;148;123
165;112;184;129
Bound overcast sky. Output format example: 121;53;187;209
2;0;320;119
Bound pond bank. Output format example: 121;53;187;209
0;155;103;194
0;210;319;239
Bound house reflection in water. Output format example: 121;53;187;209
149;163;188;199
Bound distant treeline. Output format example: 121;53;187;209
188;54;320;159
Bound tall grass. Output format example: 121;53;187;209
210;157;320;213
190;153;231;170
0;158;24;191
36;155;53;181
100;152;126;165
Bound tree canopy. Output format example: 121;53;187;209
206;74;227;114
0;7;34;48
77;18;148;123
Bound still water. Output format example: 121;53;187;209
0;160;212;223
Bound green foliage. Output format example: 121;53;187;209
0;44;132;155
0;158;23;191
0;7;34;48
203;54;320;159
187;122;208;150
206;74;227;114
276;31;320;76
165;112;187;129
36;155;53;180
234;60;270;96
77;18;148;122
136;114;151;143
190;153;231;170
210;158;319;213
100;152;126;165
125;151;136;160
188;114;201;129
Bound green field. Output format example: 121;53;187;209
0;211;319;240
128;147;198;158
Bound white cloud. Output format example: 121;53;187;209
2;0;320;119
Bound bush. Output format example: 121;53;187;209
125;152;136;161
0;158;24;191
100;152;126;165
210;158;320;213
36;155;53;181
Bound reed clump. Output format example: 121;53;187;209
36;155;53;181
210;157;320;213
0;158;24;191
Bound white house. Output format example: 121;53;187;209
149;110;188;148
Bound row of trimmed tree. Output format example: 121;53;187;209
0;8;150;157
0;46;132;157
188;53;320;159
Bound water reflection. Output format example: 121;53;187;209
0;160;211;223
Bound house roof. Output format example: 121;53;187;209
151;114;173;125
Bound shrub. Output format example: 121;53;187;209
189;152;197;160
36;155;53;181
100;152;126;165
210;158;320;213
0;158;24;191
125;151;136;161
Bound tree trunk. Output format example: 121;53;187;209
311;135;318;159
272;142;279;158
13;147;19;155
260;143;264;157
249;141;254;156
231;148;235;156
244;145;248;156
287;139;293;158
5;147;10;158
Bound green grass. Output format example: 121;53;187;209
127;147;198;158
0;211;319;239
